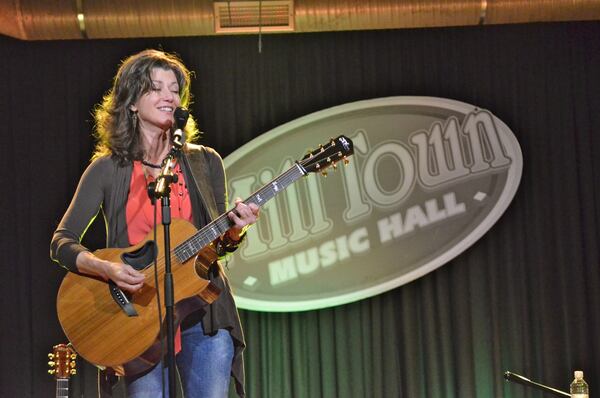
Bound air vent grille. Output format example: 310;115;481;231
214;1;294;33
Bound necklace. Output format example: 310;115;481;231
142;160;162;169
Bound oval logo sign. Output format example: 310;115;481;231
223;97;522;312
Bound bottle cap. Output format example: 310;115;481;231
574;370;584;379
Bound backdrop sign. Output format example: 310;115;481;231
223;97;522;312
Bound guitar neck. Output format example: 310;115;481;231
174;162;306;262
56;378;69;398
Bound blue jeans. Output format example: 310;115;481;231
125;322;234;398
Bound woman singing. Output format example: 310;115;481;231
51;49;258;397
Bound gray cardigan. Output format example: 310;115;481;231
51;143;246;397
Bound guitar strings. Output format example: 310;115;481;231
173;163;305;262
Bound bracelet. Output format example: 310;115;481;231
215;231;246;257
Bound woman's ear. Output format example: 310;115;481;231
129;105;138;112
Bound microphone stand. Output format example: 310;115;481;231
504;371;570;397
149;138;185;398
147;108;189;398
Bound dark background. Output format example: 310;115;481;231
0;21;598;397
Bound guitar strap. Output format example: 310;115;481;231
181;148;220;223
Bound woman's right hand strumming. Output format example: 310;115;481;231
75;251;145;293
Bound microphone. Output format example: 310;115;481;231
151;107;189;198
173;107;189;148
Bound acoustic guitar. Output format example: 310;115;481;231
48;343;77;398
56;135;353;375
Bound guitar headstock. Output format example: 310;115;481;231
300;135;354;175
48;343;77;379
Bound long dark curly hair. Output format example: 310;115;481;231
92;49;199;163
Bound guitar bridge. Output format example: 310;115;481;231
108;281;138;317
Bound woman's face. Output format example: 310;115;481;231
131;67;181;133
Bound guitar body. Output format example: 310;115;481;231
56;218;220;375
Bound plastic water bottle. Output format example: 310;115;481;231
570;370;589;398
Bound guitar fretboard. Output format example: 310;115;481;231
173;162;306;262
56;378;69;398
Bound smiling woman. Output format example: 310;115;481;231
130;67;182;170
133;68;181;130
92;50;199;165
50;49;259;397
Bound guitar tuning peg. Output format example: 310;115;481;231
70;354;77;359
315;163;320;169
332;162;338;170
343;156;350;165
319;144;324;152
70;369;77;375
48;369;56;375
48;361;55;367
321;170;328;177
70;361;76;368
48;353;54;359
